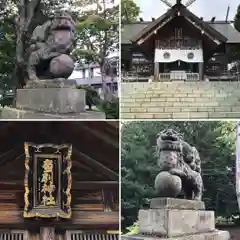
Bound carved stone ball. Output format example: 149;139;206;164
154;171;182;197
49;54;75;78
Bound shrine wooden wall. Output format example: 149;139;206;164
0;122;119;232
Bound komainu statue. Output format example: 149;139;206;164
155;129;203;200
27;11;76;82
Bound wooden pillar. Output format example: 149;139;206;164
40;227;55;240
57;234;64;240
199;62;204;81
154;62;159;79
103;189;112;212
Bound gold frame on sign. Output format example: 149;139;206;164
23;142;72;219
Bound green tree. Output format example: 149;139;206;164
74;0;118;99
121;121;237;229
0;0;74;89
234;4;240;32
121;0;140;24
0;14;16;79
228;4;240;62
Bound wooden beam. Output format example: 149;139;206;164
72;181;119;189
0;145;24;167
0;210;119;226
184;16;221;45
105;121;119;128
0;180;118;190
52;125;118;172
73;149;119;181
78;123;118;149
72;161;93;172
137;15;173;45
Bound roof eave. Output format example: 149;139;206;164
130;4;228;45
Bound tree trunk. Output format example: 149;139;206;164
100;64;108;100
14;0;41;89
15;0;26;87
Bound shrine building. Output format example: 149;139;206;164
121;0;240;81
0;121;119;240
121;0;240;120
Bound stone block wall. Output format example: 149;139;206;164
121;81;240;119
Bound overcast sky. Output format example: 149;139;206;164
134;0;239;21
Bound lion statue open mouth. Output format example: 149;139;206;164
155;129;203;200
27;11;76;82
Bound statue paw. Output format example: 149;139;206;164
193;196;202;201
169;168;186;177
28;79;39;83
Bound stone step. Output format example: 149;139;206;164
122;96;239;102
122;102;240;109
139;209;215;237
121;112;240;119
121;82;240;94
127;88;240;94
122;230;230;240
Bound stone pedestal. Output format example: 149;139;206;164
16;88;85;114
124;198;230;240
1;79;105;119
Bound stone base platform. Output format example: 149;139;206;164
24;79;77;89
16;88;85;114
139;209;215;237
150;198;205;210
1;107;105;119
135;198;230;240
122;230;230;240
0;79;107;119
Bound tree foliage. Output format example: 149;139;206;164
234;4;240;33
0;0;74;89
121;0;140;24
74;0;140;65
121;121;237;229
74;0;118;67
228;4;240;62
0;14;16;79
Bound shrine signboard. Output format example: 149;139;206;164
23;143;72;219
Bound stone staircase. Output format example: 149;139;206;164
121;81;240;119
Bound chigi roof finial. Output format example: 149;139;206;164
160;0;197;8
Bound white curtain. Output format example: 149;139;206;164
154;49;203;63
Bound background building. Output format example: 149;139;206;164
69;52;119;96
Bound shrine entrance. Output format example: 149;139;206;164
157;61;200;81
154;41;204;81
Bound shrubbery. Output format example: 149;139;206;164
76;85;119;119
100;97;119;119
76;85;101;110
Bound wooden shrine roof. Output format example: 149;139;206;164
121;4;240;45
